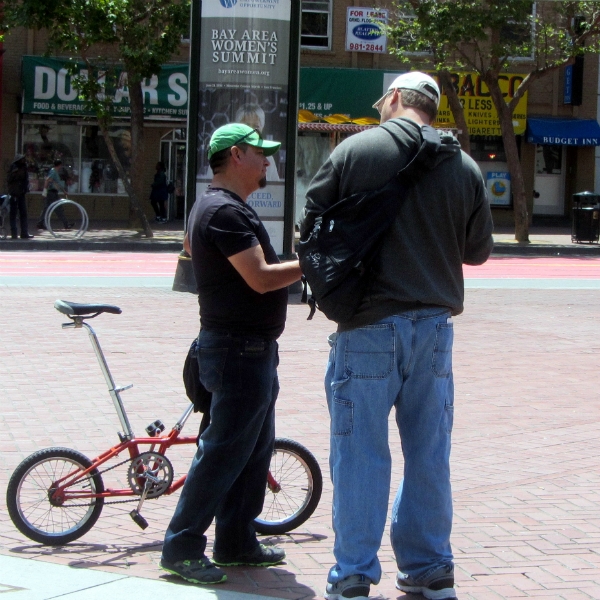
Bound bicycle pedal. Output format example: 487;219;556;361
145;420;165;437
129;510;148;530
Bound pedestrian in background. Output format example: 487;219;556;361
160;123;302;585
6;154;33;239
150;161;169;222
300;72;494;600
37;159;71;230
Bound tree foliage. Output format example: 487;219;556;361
387;0;600;242
4;0;191;237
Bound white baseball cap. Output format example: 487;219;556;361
373;71;441;109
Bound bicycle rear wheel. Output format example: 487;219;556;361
254;438;322;535
6;447;104;545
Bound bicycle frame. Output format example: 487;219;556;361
53;319;198;500
54;318;281;503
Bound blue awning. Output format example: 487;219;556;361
526;117;600;146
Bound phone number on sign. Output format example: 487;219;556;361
348;42;384;52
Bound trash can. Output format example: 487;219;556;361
571;191;600;244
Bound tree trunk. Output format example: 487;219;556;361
485;76;529;243
128;75;153;237
99;124;153;238
438;70;471;154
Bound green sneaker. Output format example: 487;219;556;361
213;543;286;567
160;556;227;584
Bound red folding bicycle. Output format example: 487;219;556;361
6;300;322;546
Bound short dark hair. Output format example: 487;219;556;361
208;143;249;174
53;159;63;166
399;89;438;122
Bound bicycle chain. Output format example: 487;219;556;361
59;456;163;508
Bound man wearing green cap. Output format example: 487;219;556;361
161;123;302;585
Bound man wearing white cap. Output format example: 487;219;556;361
300;72;493;600
161;123;302;585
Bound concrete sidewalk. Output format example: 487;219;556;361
0;554;275;600
2;221;600;255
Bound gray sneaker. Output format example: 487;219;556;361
160;556;227;584
396;564;456;599
213;543;286;567
325;574;371;600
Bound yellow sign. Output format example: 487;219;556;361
428;72;528;136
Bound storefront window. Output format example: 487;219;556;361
81;126;131;194
535;145;562;174
470;136;508;162
22;123;80;193
22;120;131;194
295;132;333;224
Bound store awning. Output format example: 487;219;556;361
526;117;600;146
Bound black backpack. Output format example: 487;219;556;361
298;125;440;323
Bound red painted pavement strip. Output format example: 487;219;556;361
0;252;179;276
3;253;600;279
464;256;600;279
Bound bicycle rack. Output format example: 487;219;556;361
45;199;89;239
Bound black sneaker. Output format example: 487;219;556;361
325;574;370;600
213;543;286;567
160;556;227;585
396;564;456;600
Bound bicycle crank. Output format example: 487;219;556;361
127;452;173;499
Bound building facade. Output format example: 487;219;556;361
2;0;600;228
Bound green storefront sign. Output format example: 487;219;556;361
22;56;189;119
299;67;385;120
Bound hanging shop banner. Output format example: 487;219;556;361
299;68;528;136
195;0;292;254
345;7;388;54
428;71;528;136
21;56;189;119
486;171;512;206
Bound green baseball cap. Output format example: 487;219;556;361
208;123;281;159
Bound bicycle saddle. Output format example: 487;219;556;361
54;300;122;316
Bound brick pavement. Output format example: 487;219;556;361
2;285;600;599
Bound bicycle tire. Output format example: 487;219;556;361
254;438;322;535
6;447;105;545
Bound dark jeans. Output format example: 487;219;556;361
150;197;166;219
9;194;29;237
162;329;279;563
38;189;68;228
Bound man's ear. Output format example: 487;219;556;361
230;146;243;164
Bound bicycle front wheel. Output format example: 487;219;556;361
6;447;104;545
254;438;322;535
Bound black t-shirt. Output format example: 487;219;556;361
188;187;288;339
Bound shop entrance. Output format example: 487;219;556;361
160;129;187;220
533;144;565;215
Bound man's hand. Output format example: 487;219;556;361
228;245;302;293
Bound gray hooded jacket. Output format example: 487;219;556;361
300;117;494;328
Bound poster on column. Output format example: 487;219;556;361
196;0;291;253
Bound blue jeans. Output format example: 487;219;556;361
162;329;279;563
325;309;454;585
